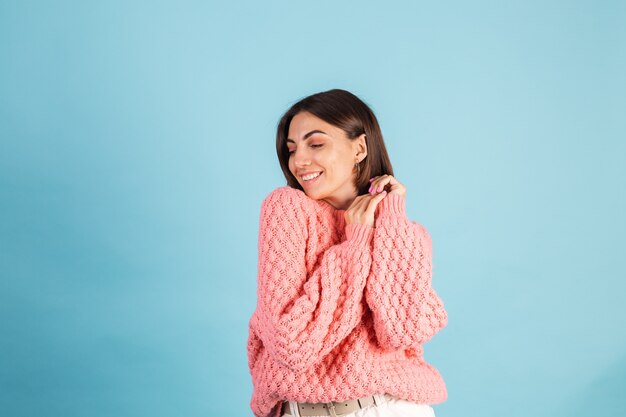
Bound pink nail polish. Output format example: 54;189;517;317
369;178;374;182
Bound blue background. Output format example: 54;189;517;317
1;1;625;416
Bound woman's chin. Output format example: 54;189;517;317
303;189;322;199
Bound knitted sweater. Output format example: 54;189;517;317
247;186;448;417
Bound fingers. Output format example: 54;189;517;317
365;189;387;214
345;193;371;214
369;175;392;194
369;174;405;197
371;189;387;202
345;192;387;227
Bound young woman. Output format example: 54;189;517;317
247;89;448;417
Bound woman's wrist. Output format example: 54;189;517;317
378;192;406;217
345;222;374;243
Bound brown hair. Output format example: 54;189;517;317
275;88;394;195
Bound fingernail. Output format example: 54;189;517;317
369;178;374;182
368;186;372;193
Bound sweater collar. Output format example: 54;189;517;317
316;198;347;226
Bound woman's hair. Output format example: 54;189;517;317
276;88;394;195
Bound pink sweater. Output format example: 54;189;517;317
247;186;448;417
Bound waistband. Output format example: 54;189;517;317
282;393;395;416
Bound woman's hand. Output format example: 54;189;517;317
344;192;387;228
368;174;406;198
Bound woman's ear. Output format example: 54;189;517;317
355;133;367;161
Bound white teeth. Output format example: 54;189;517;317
302;172;322;181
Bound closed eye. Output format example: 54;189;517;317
288;144;323;154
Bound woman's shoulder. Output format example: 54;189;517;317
259;186;315;221
261;186;311;210
258;187;314;238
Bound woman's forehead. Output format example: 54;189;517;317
288;113;341;140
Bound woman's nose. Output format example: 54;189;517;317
293;150;310;166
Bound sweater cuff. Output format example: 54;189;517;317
345;222;374;245
378;192;406;217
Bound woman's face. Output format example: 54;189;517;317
287;111;366;210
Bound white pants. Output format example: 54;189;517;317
282;394;436;417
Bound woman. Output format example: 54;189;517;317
247;89;448;417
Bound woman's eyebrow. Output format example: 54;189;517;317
286;130;328;143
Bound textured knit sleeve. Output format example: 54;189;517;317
365;192;448;350
255;188;374;372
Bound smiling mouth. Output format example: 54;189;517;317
301;171;323;184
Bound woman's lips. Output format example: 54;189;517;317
302;171;323;186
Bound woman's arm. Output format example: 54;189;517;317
254;188;374;372
365;192;448;350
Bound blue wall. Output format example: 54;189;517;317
1;1;624;416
